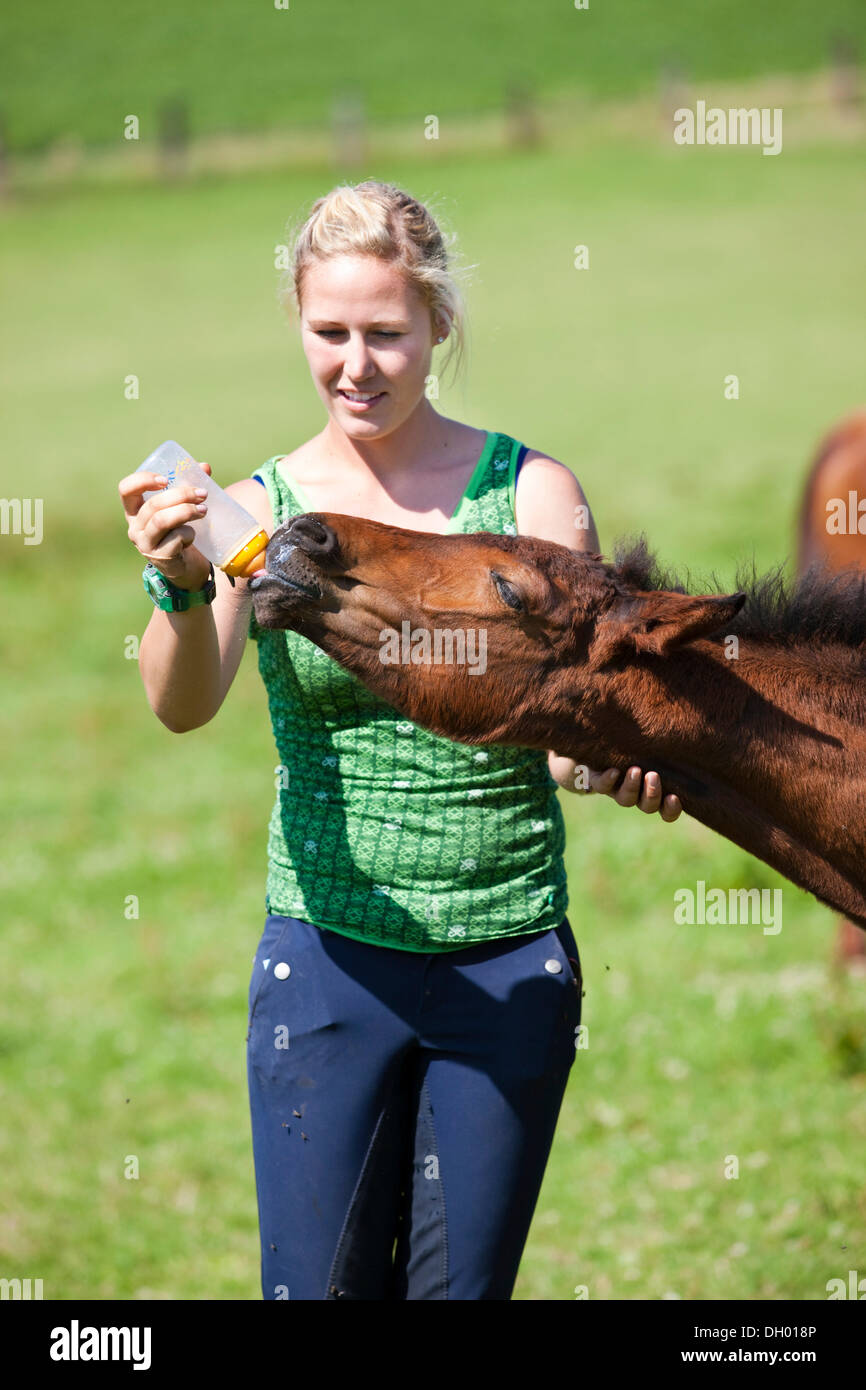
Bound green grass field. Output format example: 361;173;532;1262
2;124;866;1299
2;0;866;152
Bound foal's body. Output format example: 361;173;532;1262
797;407;866;956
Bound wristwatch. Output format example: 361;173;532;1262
142;560;216;612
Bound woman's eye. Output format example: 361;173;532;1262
491;571;523;612
316;330;400;339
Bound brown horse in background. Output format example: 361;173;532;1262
797;407;866;965
798;408;866;573
251;514;866;930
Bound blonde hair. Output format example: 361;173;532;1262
280;180;472;386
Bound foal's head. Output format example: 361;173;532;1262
249;515;744;747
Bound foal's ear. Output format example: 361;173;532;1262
591;589;746;665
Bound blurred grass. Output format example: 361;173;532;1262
2;0;866;152
1;134;866;1299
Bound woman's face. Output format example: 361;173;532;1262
299;254;444;438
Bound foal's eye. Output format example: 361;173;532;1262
491;570;523;612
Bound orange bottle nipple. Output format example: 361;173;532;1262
224;530;270;579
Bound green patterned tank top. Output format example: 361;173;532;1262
247;428;568;951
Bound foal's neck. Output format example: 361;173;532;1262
633;637;862;754
588;636;866;924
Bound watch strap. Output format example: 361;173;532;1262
143;561;216;611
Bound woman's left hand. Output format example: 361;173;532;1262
547;754;682;822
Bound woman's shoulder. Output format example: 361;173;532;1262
268;436;330;488
512;440;586;491
223;457;288;535
511;444;597;547
510;441;579;504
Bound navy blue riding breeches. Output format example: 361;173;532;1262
246;912;582;1300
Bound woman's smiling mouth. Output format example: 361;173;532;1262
338;388;386;409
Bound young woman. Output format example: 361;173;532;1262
119;180;681;1301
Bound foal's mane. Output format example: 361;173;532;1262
607;535;866;648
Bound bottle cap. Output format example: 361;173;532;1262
223;529;270;579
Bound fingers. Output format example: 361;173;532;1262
118;470;168;519
137;495;207;548
586;767;620;796
138;523;198;563
636;770;663;814
595;766;683;820
635;775;682;820
613;766;644;808
122;480;208;553
118;464;210;518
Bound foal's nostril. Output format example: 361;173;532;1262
287;515;337;556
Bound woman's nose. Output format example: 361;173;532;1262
343;334;375;377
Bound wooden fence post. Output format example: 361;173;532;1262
659;59;687;132
158;95;189;181
505;80;540;149
0;111;8;201
332;89;366;171
831;35;860;115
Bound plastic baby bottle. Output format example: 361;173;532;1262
137;440;269;579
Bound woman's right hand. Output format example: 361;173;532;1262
118;463;214;591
